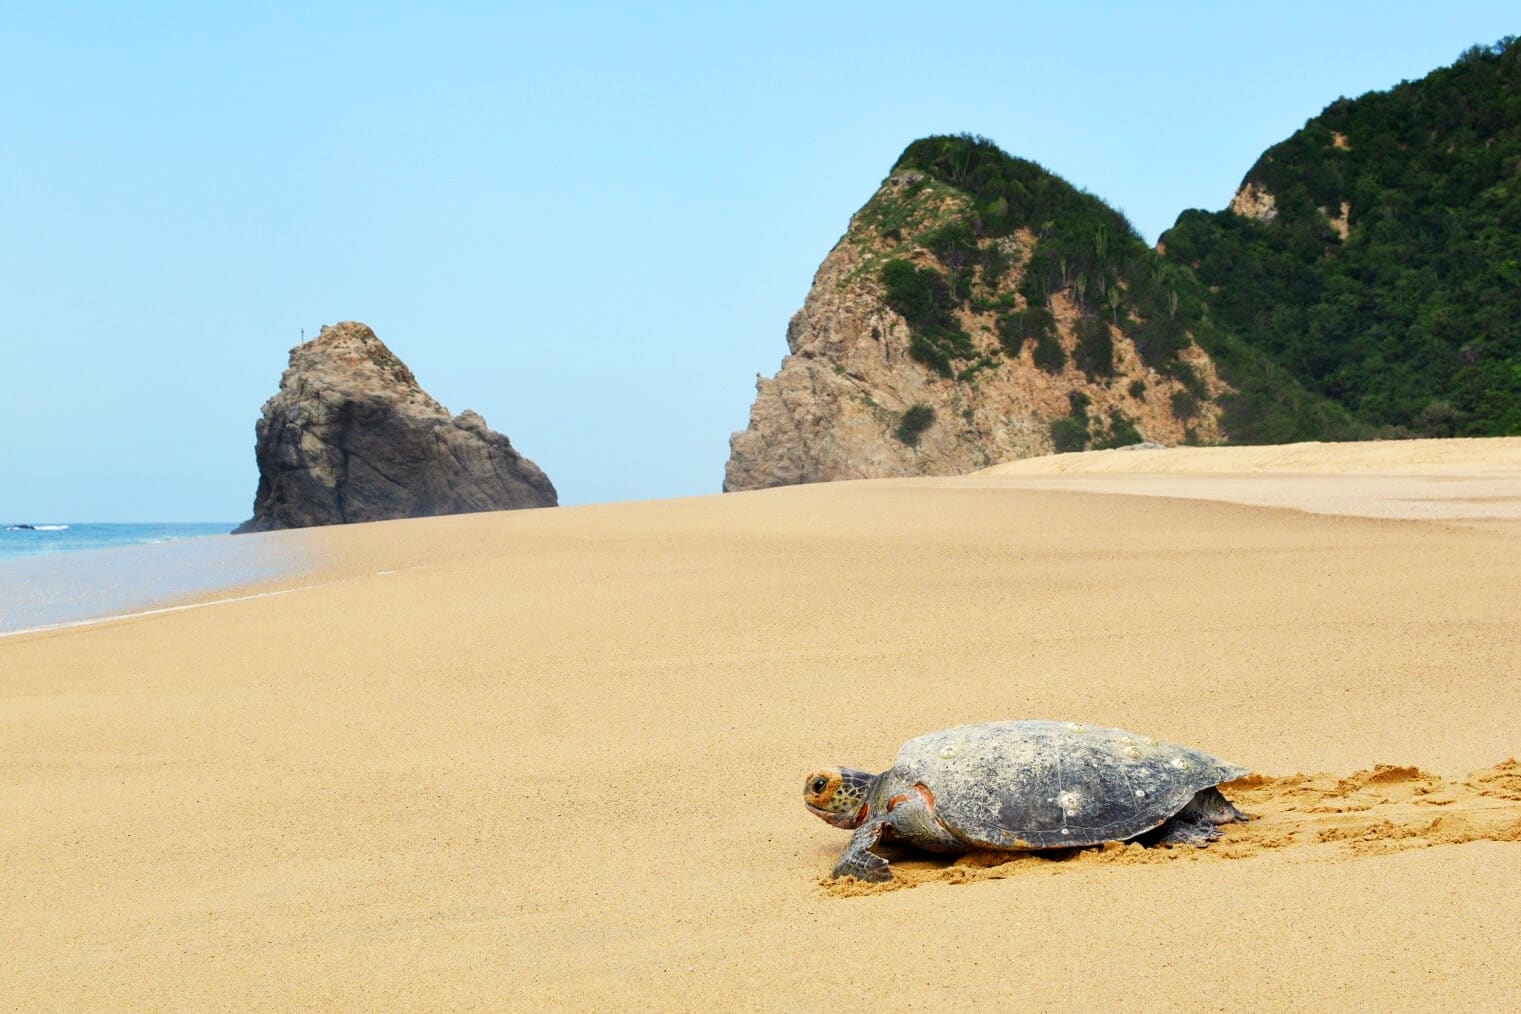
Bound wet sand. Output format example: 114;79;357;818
0;530;315;636
3;439;1519;1010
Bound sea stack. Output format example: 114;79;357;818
234;321;556;533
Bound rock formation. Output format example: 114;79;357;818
234;322;556;532
725;137;1235;492
1227;181;1279;224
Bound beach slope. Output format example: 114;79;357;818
4;439;1519;1010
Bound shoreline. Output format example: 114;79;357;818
0;529;319;636
6;438;1519;636
0;585;309;640
0;571;385;641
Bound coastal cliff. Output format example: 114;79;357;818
725;136;1350;492
234;322;556;532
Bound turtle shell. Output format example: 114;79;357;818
889;720;1247;849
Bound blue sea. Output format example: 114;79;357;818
0;522;309;635
0;522;236;561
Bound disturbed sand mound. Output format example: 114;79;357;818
825;760;1521;896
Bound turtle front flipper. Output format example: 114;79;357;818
832;821;892;882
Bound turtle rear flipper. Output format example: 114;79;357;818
1152;814;1225;848
1190;785;1254;824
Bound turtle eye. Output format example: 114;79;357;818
810;776;828;795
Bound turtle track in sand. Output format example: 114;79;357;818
823;759;1521;897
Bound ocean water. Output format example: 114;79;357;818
0;523;310;635
0;522;236;561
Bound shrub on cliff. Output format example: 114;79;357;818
881;258;976;378
895;404;936;446
996;306;1055;357
1073;315;1115;379
1032;329;1066;374
881;259;955;331
1051;416;1088;453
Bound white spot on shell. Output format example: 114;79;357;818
1067;722;1088;732
1060;828;1071;836
1170;757;1192;771
1135;789;1147;798
939;745;956;759
1122;745;1144;759
1056;790;1082;815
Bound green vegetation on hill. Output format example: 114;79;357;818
1162;36;1521;436
872;134;1361;443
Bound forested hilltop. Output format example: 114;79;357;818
1162;36;1521;436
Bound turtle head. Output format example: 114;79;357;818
803;767;876;829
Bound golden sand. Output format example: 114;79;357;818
4;439;1520;1009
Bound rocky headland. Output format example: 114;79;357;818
234;322;556;533
725;136;1353;492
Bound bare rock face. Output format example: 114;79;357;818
724;163;1225;492
234;322;556;532
1228;181;1279;224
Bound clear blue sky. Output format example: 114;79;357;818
2;2;1516;521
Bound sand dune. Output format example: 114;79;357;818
983;436;1521;475
966;436;1521;523
3;440;1519;1010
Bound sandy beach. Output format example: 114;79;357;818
4;438;1520;1010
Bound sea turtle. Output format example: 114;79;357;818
804;720;1251;881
